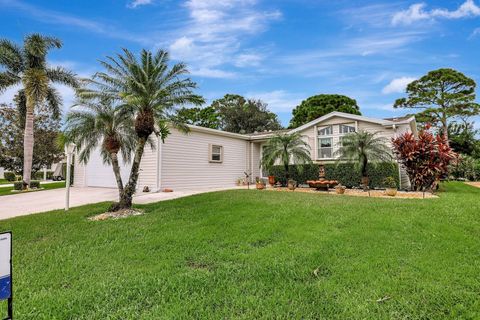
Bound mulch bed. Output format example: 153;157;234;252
88;208;145;221
264;187;437;199
465;182;480;188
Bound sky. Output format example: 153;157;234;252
1;0;480;128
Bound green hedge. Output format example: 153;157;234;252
269;162;399;189
34;171;54;180
4;172;16;182
13;181;23;190
29;180;41;189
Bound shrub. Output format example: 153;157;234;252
392;126;457;190
384;176;397;189
268;162;399;189
29;180;41;189
4;171;16;181
34;171;44;180
13;181;24;190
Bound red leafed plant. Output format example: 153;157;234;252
392;125;457;191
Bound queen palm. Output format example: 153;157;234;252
261;132;312;184
79;49;204;210
334;131;392;189
64;96;138;200
0;34;78;185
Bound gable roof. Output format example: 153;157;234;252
289;111;415;133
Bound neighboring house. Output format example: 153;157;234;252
0;167;4;179
73;111;417;191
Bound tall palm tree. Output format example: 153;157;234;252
0;34;78;185
261;132;312;183
64;96;138;200
78;49;204;210
334;131;392;188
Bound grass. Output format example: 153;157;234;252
0;181;65;196
1;182;479;319
0;179;10;185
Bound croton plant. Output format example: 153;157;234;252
392;124;457;191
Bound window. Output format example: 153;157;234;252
318;138;332;158
339;124;355;134
318;125;333;136
209;144;223;163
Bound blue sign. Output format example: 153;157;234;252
0;232;11;301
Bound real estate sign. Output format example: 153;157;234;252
0;232;12;301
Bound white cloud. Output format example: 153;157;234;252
234;53;263;67
470;27;480;37
392;0;480;25
127;0;153;8
382;77;416;94
167;0;281;78
0;0;151;44
245;90;303;113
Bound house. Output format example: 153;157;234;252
73;111;417;191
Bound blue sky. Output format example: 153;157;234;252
1;0;480;127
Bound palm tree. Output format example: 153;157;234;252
334;131;392;189
64;96;139;200
78;49;204;210
0;34;78;185
261;132;312;184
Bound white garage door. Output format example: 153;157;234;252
86;148;130;188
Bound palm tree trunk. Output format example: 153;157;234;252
23;99;35;187
110;152;124;200
113;137;147;211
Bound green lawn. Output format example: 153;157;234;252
1;182;479;319
0;181;65;196
0;179;10;185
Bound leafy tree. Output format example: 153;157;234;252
0;104;63;174
175;106;220;129
261;132;312;183
447;120;480;158
394;68;480;141
289;94;361;128
64;96;139;200
334;131;392;189
0;34;78;185
212;94;282;134
392;125;457;191
79;49;204;210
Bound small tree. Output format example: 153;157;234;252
289;94;361;128
64;96;139;200
334;131;392;189
0;34;78;185
261;132;311;184
175;106;220;129
212;94;282;134
392;126;457;191
394;68;480;141
0;104;63;174
79;49;204;211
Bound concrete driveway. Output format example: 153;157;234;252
0;186;246;220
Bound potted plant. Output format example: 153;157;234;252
384;176;398;196
236;177;243;186
335;185;346;194
256;177;265;190
287;179;296;191
268;175;275;186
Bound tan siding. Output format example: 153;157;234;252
251;143;261;179
137;136;159;191
160;129;249;189
73;156;86;187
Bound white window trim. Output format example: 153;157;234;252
209;144;223;163
318;137;333;159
